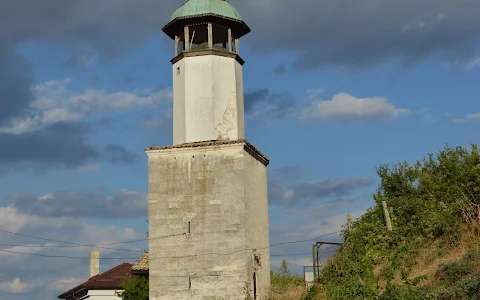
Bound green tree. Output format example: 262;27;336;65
116;275;149;300
271;259;304;292
117;219;149;300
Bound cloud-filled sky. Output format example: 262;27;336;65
1;0;480;298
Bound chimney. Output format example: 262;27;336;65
89;251;100;278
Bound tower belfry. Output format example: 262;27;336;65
146;1;271;299
163;0;250;145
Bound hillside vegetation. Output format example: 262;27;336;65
309;145;480;299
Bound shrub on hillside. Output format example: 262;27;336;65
271;259;304;292
318;145;480;299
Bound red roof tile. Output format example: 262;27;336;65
58;263;132;299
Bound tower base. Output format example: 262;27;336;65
146;139;271;300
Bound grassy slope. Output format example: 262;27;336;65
303;145;480;300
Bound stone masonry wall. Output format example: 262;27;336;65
147;142;270;300
244;150;271;299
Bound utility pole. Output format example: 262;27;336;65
381;201;393;231
312;244;317;281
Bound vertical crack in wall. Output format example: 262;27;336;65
215;92;237;140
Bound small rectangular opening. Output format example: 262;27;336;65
188;277;192;289
176;67;180;75
253;272;257;299
187;221;191;234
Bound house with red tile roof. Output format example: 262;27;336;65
58;251;133;300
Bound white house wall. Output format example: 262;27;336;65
87;289;123;299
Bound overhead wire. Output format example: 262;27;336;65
0;243;146;253
0;228;182;245
0;228;344;260
0;228;184;253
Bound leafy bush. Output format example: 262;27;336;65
318;145;480;299
300;284;323;300
116;275;149;300
271;259;304;292
436;261;473;285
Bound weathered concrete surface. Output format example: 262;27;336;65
89;251;100;278
147;141;270;300
172;55;245;145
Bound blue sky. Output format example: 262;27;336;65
0;0;480;299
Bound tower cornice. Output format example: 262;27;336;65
145;139;270;166
171;48;244;65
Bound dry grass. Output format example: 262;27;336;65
264;286;305;300
409;225;480;286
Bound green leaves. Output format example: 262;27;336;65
318;144;480;299
116;276;149;300
271;259;304;293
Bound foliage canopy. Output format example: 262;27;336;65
318;145;480;299
116;275;149;300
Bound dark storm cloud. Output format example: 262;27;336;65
64;50;95;68
268;166;374;206
1;188;147;219
273;63;287;75
1;0;479;72
0;0;173;56
0;123;137;173
244;89;296;118
103;144;138;164
0;0;175;128
0;1;163;172
234;0;480;69
0;47;34;125
0;122;99;173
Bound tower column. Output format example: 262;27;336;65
208;23;213;48
228;28;233;51
184;26;190;50
235;38;240;54
174;35;180;56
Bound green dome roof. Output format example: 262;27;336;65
171;0;243;21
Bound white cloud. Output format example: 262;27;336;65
77;163;101;173
2;189;147;219
142;108;173;131
306;89;323;101
0;278;29;293
48;278;84;292
301;92;409;122
466;58;480;70
270;177;374;206
0;206;68;233
453;113;480;124
0;202;146;299
423;113;439;124
0;79;172;134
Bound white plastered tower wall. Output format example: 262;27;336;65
172;55;245;145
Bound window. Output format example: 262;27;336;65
177;67;180;75
253;272;257;299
